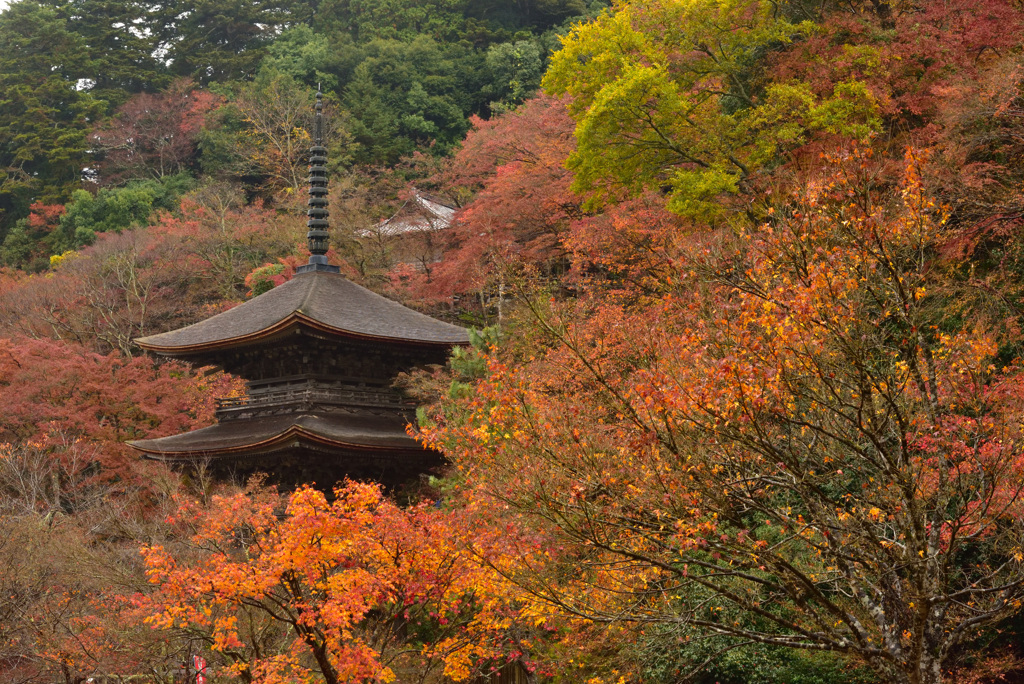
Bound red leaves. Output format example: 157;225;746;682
0;334;236;488
90;79;222;185
772;0;1024;126
26;202;66;230
0;195;301;356
393;96;580;303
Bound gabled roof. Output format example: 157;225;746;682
136;270;469;356
371;191;456;238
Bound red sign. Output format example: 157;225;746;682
193;655;207;684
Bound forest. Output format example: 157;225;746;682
2;0;1024;681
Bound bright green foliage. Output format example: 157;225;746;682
0;175;191;270
0;1;102;235
543;0;880;218
53;175;194;251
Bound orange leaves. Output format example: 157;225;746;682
141;481;535;683
421;144;1024;680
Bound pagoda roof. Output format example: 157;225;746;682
129;411;423;460
136;270;469;356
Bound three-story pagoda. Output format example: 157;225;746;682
129;91;469;487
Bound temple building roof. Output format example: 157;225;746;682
371;190;456;238
130;411;422;460
130;89;461;487
136;270;469;357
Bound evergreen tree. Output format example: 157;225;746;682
39;0;170;105
161;0;312;83
0;1;101;236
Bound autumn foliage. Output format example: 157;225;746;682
3;0;1024;681
421;150;1024;684
90;79;222;184
141;481;540;683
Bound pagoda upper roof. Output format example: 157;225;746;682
129;411;423;460
136;270;469;356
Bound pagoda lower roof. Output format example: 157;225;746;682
135;270;469;356
129;412;424;461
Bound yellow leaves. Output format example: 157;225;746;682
543;0;823;217
48;250;76;269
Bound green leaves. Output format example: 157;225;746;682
343;37;484;163
544;0;880;219
0;2;102;233
161;0;312;83
54;175;194;251
485;40;545;110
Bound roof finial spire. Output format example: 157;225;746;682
297;85;340;274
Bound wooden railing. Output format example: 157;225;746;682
215;384;411;413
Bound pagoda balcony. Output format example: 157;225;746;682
215;383;414;422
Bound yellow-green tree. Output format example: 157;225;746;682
543;0;880;219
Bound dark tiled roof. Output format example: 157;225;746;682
129;411;421;459
136;270;469;353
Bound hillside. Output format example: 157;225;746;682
2;0;1024;681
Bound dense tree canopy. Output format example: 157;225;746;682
0;0;602;241
0;2;101;235
2;0;1024;681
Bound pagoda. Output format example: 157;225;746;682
129;91;469;487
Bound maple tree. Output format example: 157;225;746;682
0;508;160;682
0;0;1023;681
142;480;541;683
925;55;1024;324
0;194;300;354
0;335;238;484
386;95;580;315
422;150;1024;684
0;487;191;684
147;196;299;301
0;230;195;356
89;79;222;185
0;334;238;684
770;0;1024;130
